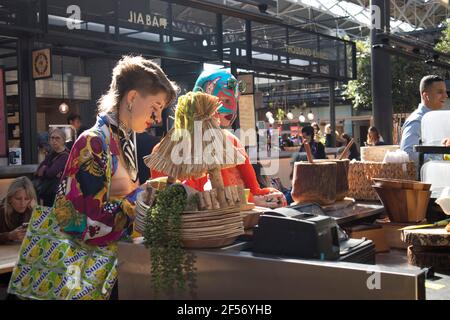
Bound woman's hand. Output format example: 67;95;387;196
7;226;27;242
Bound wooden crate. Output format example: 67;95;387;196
346;224;390;253
375;219;418;250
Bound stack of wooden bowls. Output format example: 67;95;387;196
372;178;432;223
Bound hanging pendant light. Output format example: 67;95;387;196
266;111;273;119
299;113;306;123
59;55;69;114
307;110;314;121
268;117;275;125
287;110;294;120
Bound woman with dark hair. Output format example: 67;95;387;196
299;125;326;159
341;133;360;160
366;126;385;146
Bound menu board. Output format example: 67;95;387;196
238;94;257;147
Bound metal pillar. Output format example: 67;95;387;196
17;37;37;164
329;79;336;147
370;0;392;144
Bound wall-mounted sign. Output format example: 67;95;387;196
32;48;52;80
237;74;254;95
128;11;168;29
286;45;329;60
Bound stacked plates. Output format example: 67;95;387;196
181;206;244;248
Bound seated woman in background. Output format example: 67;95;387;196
299;125;326;159
366;126;386;146
34;128;70;207
341;133;360;160
0;177;37;244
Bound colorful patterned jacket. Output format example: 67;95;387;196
53;114;141;246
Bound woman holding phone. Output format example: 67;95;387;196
0;176;37;244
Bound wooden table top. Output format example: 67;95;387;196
0;243;21;274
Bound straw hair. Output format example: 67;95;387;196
1;176;37;229
144;91;245;179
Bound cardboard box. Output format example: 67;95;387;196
375;218;412;250
347;224;390;253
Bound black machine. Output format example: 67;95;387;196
253;205;340;260
252;203;375;264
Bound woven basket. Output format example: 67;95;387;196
348;161;416;200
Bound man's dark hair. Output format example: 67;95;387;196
67;113;81;124
301;125;314;137
420;75;444;94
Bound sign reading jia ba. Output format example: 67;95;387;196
128;10;168;29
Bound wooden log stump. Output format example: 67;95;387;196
407;245;450;273
291;161;337;205
315;159;349;201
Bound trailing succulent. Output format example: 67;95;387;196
143;184;197;298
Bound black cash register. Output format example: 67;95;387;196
252;203;375;263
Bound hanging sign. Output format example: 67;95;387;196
127;11;168;29
32;48;52;80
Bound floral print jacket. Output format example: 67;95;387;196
54;114;141;246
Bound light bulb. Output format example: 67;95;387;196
287;112;294;120
268;117;275;125
266;111;273;119
307;111;314;121
59;102;69;114
202;39;208;46
299;113;305;123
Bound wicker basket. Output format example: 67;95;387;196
348;161;416;200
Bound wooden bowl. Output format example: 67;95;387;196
372;178;431;191
372;185;431;223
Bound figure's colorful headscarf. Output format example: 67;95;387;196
193;69;240;116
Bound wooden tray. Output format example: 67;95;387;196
321;198;355;212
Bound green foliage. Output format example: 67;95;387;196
344;36;445;114
143;184;197;298
343;40;372;112
435;19;450;54
276;108;285;121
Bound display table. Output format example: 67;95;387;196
324;201;385;225
0;243;21;275
117;241;425;300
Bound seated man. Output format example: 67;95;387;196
400;75;448;166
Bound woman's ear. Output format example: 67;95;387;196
126;90;138;106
